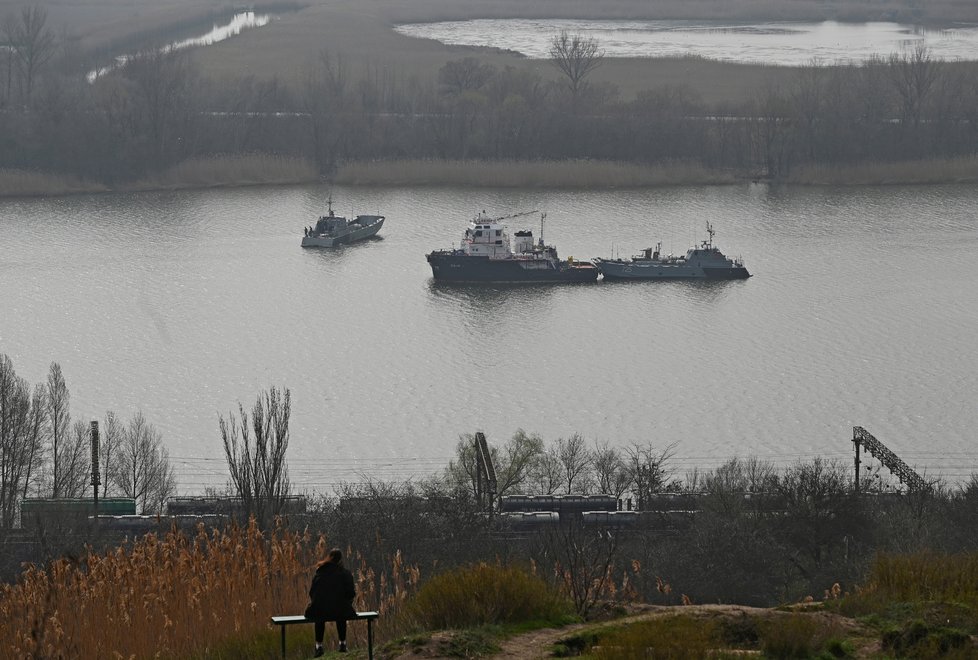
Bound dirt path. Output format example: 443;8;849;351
387;604;878;659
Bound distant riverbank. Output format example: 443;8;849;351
5;155;978;197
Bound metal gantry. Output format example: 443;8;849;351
474;432;497;514
852;426;928;493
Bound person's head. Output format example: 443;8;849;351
320;548;343;567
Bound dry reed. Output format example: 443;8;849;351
788;156;978;186
0;169;108;197
335;159;738;188
127;154;320;191
0;521;419;658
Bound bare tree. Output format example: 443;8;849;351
555;433;592;494
111;411;175;513
624;441;676;510
888;44;940;130
529;445;562;495
45;362;69;498
59;420;91;498
123;48;197;165
0;355;45;527
548;31;603;102
438;57;495;96
592;441;632;500
4;5;55;106
98;410;124;498
220;386;292;528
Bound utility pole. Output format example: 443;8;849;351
90;420;100;524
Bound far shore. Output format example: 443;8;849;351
5;156;978;198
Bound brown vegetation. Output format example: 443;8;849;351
0;520;418;658
335;159;738;188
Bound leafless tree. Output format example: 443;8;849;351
624;441;676;510
888;44;940;129
536;517;621;617
111;411;175;513
592;441;632;500
45;362;70;498
59;420;91;498
3;5;55;106
220;386;292;528
529;444;562;495
556;433;593;494
548;31;603;101
98;410;124;498
438;57;495;96
123;48;197;164
0;355;45;527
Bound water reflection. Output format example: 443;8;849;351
87;12;271;82
394;19;978;65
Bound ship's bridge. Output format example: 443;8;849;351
463;212;512;258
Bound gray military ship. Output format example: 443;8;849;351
594;223;750;280
301;197;384;247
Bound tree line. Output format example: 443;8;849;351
4;8;978;186
306;431;978;609
0;353;175;522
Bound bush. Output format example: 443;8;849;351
589;617;720;660
406;563;572;630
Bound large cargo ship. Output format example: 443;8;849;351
426;211;599;283
593;223;750;280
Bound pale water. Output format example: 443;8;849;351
394;19;978;65
1;184;977;492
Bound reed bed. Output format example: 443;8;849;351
788;156;978;186
0;521;419;658
334;159;738;188
127;154;319;191
866;552;978;606
0;169;108;197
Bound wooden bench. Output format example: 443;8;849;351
270;612;379;659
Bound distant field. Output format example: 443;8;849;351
7;0;977;104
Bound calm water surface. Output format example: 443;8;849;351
394;19;978;65
2;184;977;492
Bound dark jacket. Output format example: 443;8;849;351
304;561;357;621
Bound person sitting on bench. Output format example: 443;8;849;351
305;548;357;656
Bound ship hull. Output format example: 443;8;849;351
595;259;750;280
301;217;384;247
427;253;599;283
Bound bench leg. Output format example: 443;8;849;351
280;625;286;659
367;619;374;660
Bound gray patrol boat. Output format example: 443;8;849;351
594;222;750;280
301;197;384;247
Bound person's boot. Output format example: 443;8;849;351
313;645;324;658
338;640;348;653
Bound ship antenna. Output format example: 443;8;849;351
540;212;546;247
706;221;715;247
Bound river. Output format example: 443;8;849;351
394;19;978;65
1;183;976;493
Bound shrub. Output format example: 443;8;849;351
406;563;572;630
589;617;720;660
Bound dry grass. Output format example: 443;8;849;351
0;521;419;658
788;156;978;186
0;169;108;197
335;158;739;188
126;154;319;191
